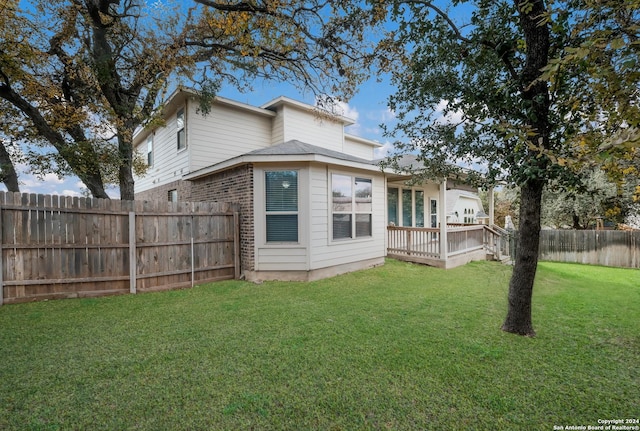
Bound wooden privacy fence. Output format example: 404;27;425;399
537;229;639;268
0;192;240;305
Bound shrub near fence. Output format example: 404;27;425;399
0;192;240;305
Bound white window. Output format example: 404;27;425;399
265;170;298;242
176;108;185;150
430;198;438;228
387;188;399;225
332;174;372;240
396;188;425;227
402;189;412;226
168;189;178;202
146;135;153;166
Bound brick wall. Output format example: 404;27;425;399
190;165;255;272
134;180;192;203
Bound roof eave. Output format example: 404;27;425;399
184;154;381;181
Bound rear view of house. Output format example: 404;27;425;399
134;89;390;281
134;89;504;281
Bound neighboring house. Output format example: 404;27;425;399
134;88;501;281
446;189;487;225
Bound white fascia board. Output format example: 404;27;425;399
261;96;356;126
214;96;277;118
345;133;383;147
185;154;381;181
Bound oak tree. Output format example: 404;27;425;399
2;0;367;199
1;0;115;198
364;0;639;335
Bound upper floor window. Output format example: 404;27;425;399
146;135;153;166
332;174;372;240
176;108;185;150
265;170;298;242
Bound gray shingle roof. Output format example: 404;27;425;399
247;140;375;165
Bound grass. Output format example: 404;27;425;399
0;259;638;430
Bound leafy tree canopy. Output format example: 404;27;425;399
1;0;370;198
354;0;639;336
366;0;639;191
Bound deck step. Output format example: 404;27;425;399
485;251;513;265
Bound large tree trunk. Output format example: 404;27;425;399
502;180;544;336
118;157;135;200
117;127;136;201
82;170;111;199
502;0;551;336
572;212;582;230
0;141;20;192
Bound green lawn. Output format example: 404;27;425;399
1;259;638;430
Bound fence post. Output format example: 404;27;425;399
0;198;3;306
233;212;240;279
129;211;137;294
190;214;195;288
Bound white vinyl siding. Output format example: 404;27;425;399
344;136;376;160
270;109;285;145
134;107;190;193
189;102;272;172
453;196;482;224
278;105;344;151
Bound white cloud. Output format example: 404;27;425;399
60;189;83;197
380;108;396;122
315;96;359;122
374;141;395;159
335;100;359;122
434;99;464;126
345;123;362;136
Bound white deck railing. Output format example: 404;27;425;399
387;224;511;263
387;226;441;258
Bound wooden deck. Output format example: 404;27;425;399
387;225;512;269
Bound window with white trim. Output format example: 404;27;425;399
146;134;154;166
430;198;438;228
265;170;298;242
176;108;185;150
332;174;372;240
